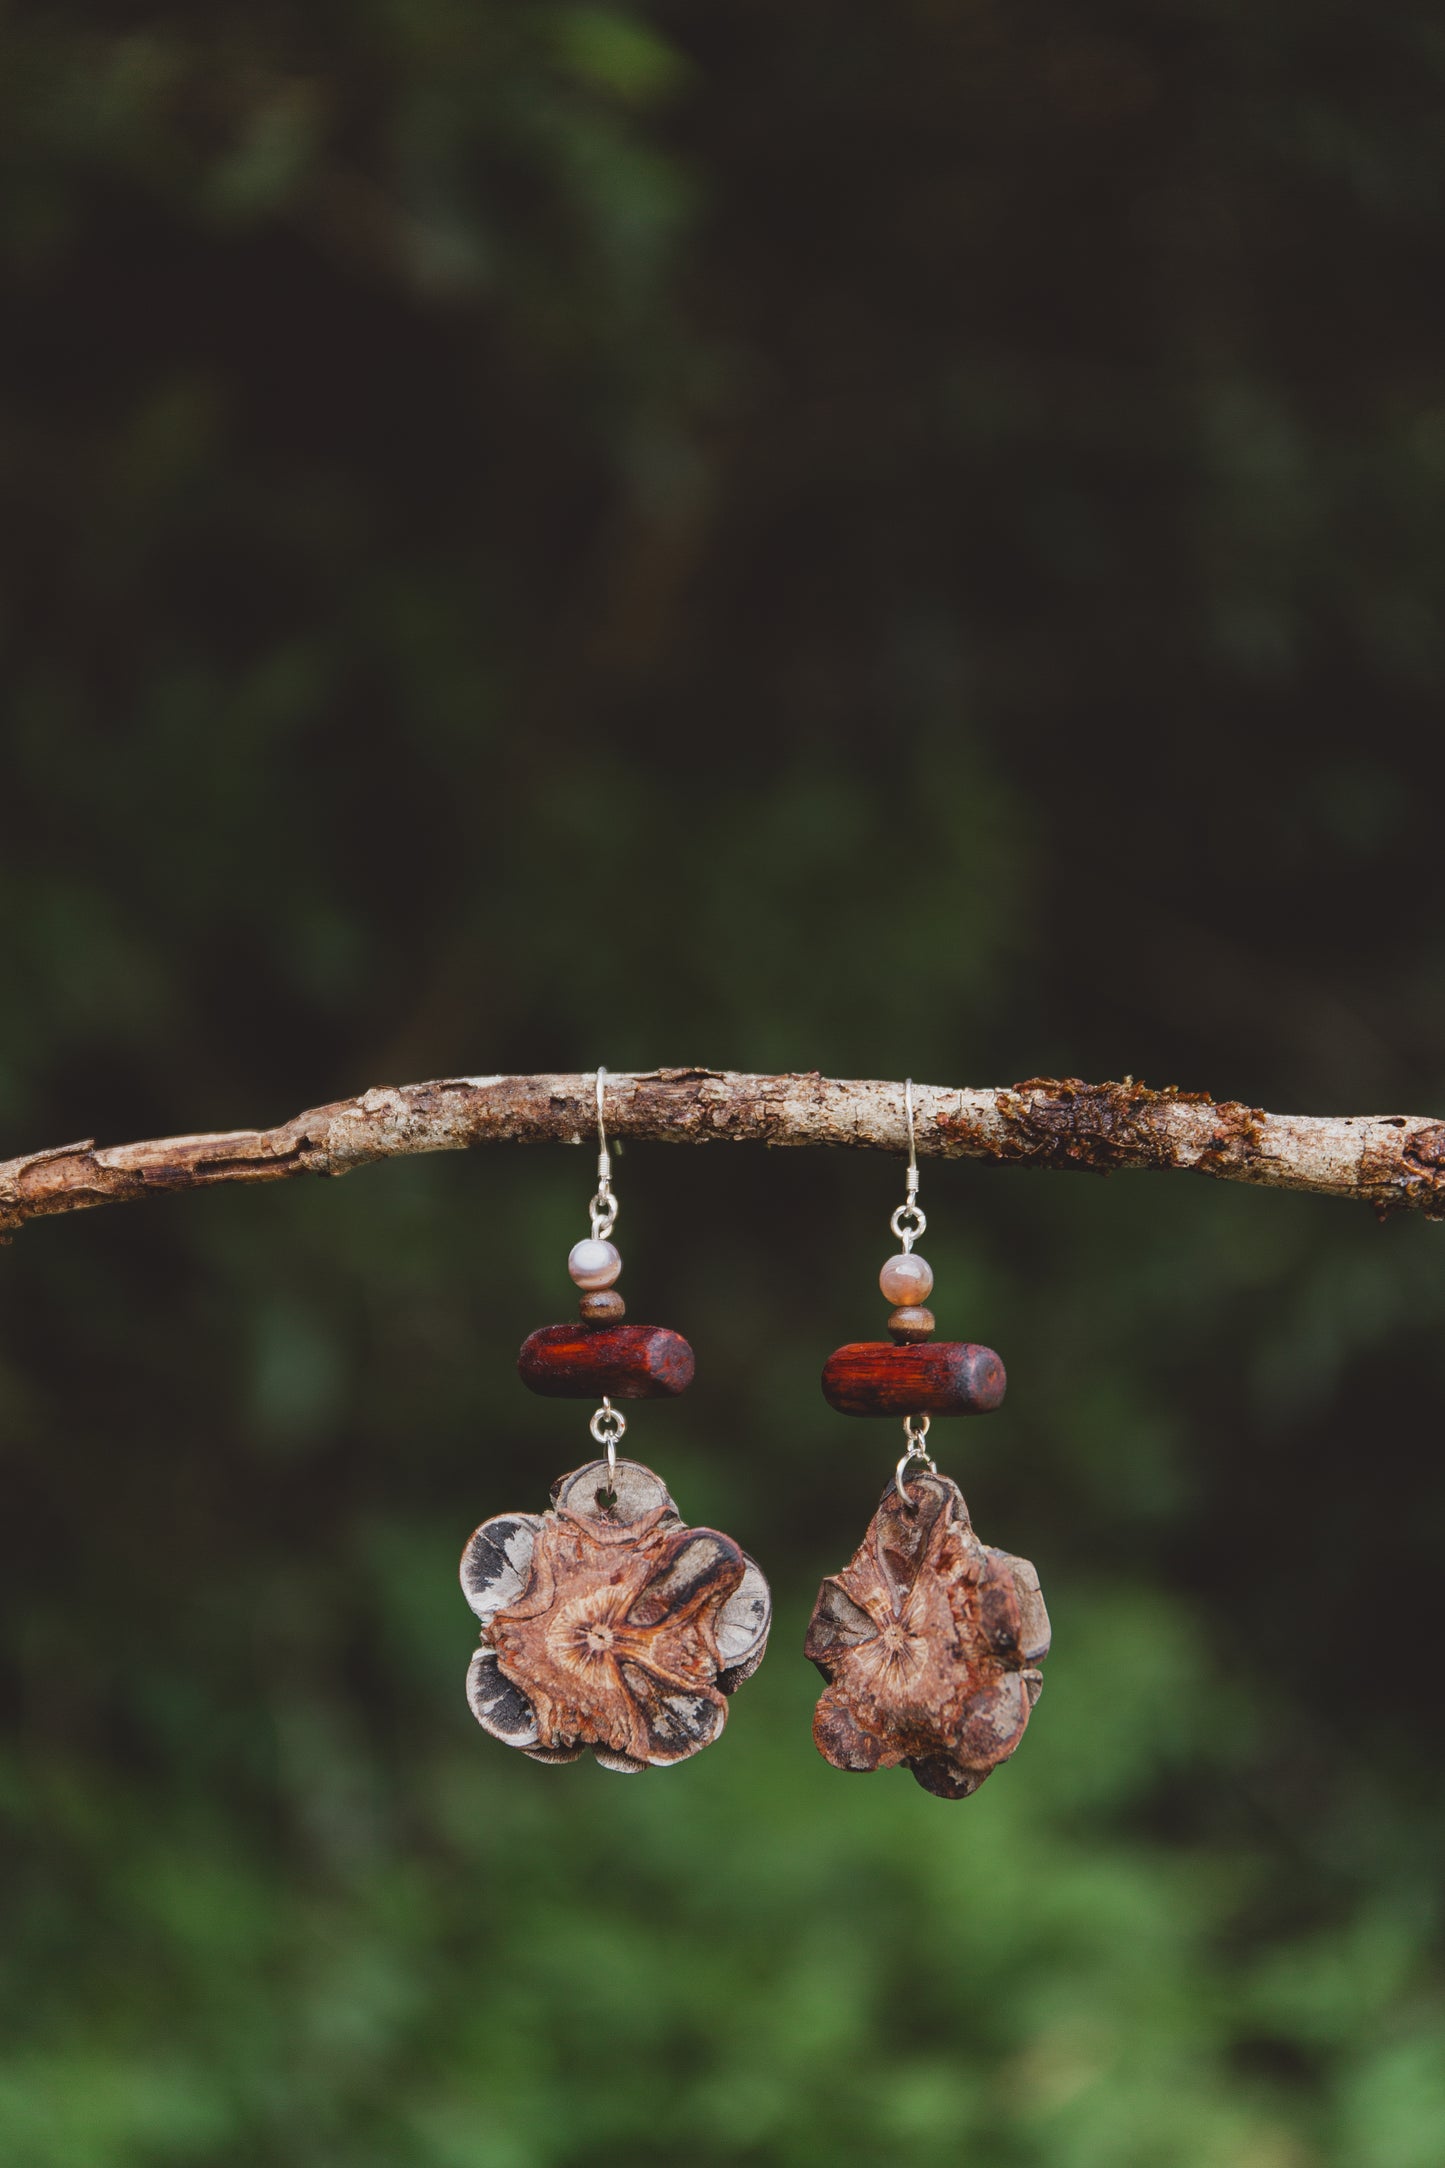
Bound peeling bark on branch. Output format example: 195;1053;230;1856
3;1070;1444;1241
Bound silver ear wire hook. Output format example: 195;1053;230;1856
889;1077;927;1252
589;1067;617;1240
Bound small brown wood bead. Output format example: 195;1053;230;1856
887;1305;935;1343
579;1289;626;1323
822;1341;1006;1417
518;1322;695;1400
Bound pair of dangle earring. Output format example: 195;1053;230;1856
459;1070;772;1773
460;1072;1047;1797
807;1081;1051;1799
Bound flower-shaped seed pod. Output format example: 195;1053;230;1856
461;1458;771;1772
805;1471;1049;1799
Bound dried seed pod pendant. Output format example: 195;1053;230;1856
806;1081;1050;1799
461;1069;771;1773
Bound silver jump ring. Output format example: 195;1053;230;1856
589;1398;626;1483
589;1398;626;1445
894;1412;936;1510
889;1201;927;1248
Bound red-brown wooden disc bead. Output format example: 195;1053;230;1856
821;1341;1006;1417
518;1323;695;1400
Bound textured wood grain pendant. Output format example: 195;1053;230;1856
460;1069;771;1773
807;1082;1050;1799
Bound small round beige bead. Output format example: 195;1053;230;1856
568;1237;622;1290
879;1251;933;1306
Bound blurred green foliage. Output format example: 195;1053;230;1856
3;3;1445;2164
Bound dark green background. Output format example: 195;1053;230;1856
3;6;1444;2164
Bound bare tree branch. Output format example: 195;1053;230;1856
3;1070;1443;1241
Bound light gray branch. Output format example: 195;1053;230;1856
3;1070;1443;1240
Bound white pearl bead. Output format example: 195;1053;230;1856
568;1238;622;1290
880;1251;933;1305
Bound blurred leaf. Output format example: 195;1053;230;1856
549;8;690;105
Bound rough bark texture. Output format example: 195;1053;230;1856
4;1070;1445;1240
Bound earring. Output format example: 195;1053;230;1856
805;1081;1050;1800
461;1068;772;1774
